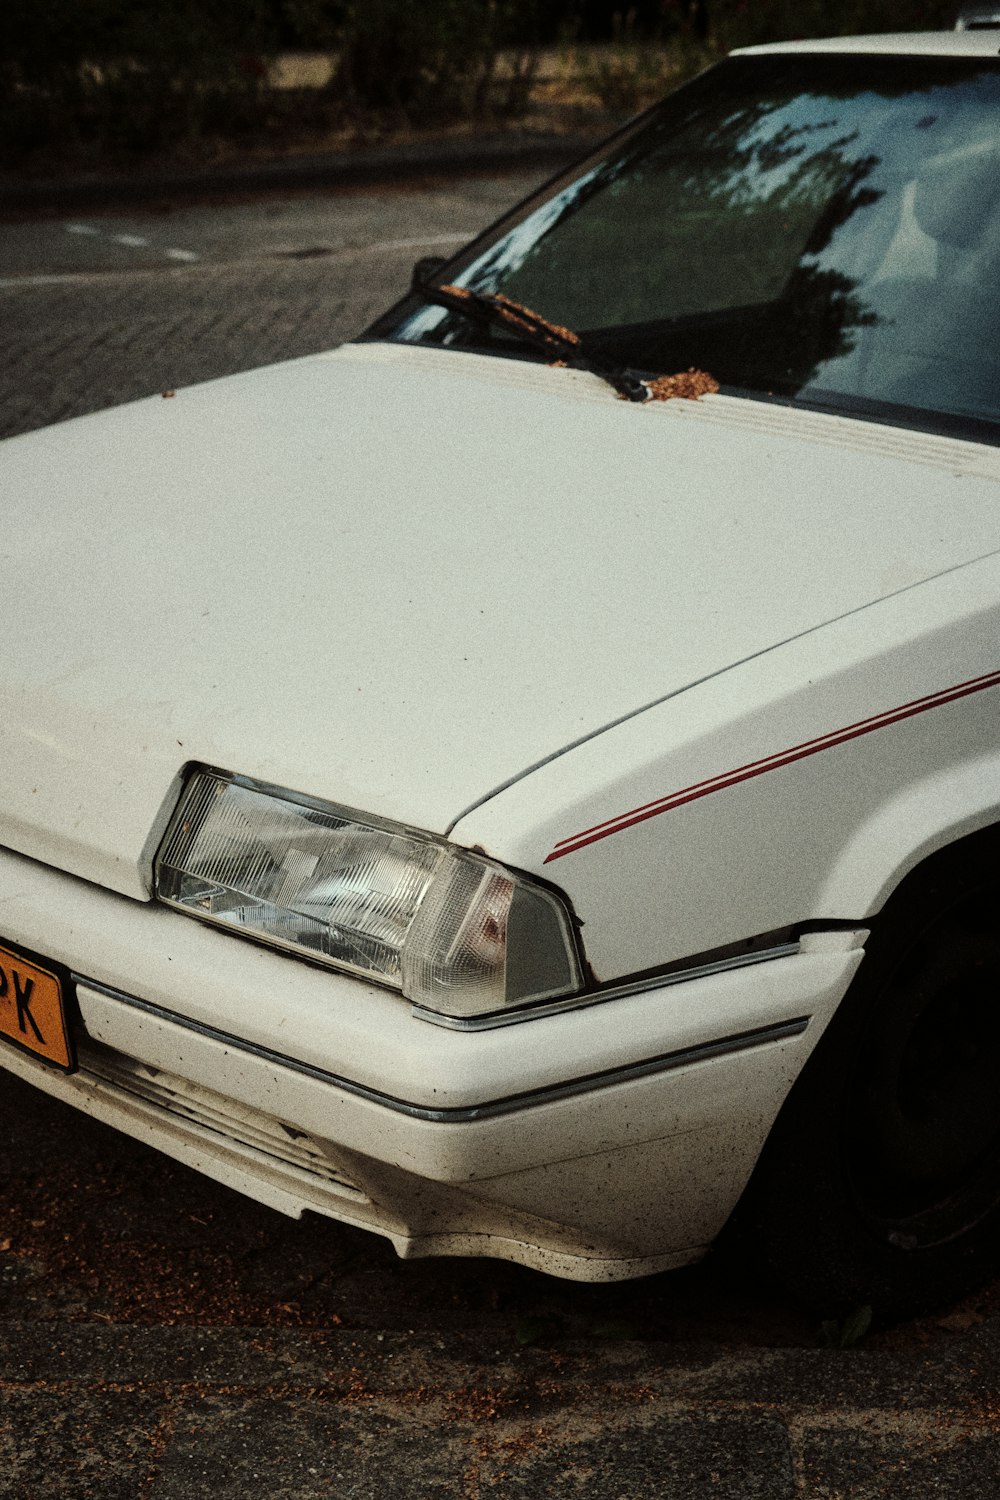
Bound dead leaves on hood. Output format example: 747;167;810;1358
640;369;720;402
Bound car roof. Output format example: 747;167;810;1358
734;31;1000;57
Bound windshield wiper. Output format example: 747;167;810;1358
414;281;651;403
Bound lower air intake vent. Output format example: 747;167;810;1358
79;1041;367;1202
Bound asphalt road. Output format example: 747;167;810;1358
2;178;1000;1499
0;174;537;440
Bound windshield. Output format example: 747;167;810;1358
368;53;1000;442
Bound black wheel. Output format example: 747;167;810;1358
739;850;1000;1320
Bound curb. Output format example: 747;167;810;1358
0;130;606;214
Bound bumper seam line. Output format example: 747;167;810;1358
71;973;809;1123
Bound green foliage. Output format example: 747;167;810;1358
0;0;971;164
564;0;961;117
0;0;280;156
819;1303;873;1349
576;11;689;116
514;1313;561;1345
331;0;544;123
0;0;551;158
709;0;956;49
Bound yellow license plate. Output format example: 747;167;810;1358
0;941;74;1072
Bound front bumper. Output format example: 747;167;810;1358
0;844;865;1280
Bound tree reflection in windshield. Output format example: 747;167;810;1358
377;54;1000;438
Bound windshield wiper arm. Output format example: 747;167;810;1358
414;281;650;403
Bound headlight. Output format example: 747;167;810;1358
155;770;582;1019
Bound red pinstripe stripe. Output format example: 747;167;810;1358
543;668;1000;864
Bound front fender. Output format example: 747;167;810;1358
452;553;1000;982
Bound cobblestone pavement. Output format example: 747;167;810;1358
4;1074;1000;1500
2;179;1000;1498
0;173;540;440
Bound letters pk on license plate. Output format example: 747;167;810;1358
0;941;74;1071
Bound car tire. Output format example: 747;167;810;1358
737;846;1000;1320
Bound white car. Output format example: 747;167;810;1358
3;28;999;1317
954;7;1000;28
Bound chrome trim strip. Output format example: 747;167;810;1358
411;941;800;1030
546;669;1000;862
71;973;809;1124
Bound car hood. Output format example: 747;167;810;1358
3;341;1000;900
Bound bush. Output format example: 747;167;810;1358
0;0;969;164
575;0;960;116
330;0;545;125
0;0;278;157
681;0;957;50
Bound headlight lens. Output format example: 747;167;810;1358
155;771;582;1018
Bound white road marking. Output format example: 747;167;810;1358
378;234;475;251
31;226;469;282
0;273;97;287
62;221;199;264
